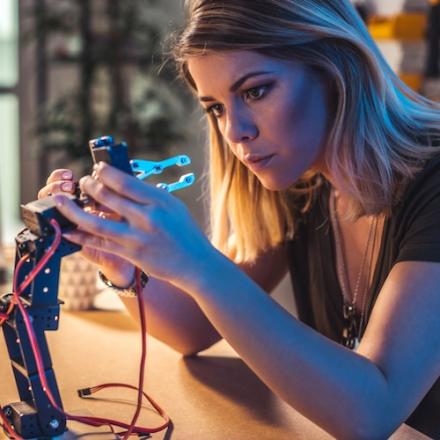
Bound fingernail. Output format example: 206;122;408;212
61;182;73;191
53;195;65;206
91;170;97;179
62;171;72;179
93;163;98;171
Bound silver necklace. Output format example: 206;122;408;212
329;189;378;349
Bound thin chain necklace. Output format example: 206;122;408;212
329;189;378;349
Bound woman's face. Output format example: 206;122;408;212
187;50;334;190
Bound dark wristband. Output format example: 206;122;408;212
98;270;149;297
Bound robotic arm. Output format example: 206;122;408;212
0;136;194;438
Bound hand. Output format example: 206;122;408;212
52;162;215;289
38;168;76;199
38;168;135;287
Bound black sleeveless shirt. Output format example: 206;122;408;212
287;155;440;439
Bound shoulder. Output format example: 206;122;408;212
390;153;440;263
395;154;440;216
406;153;440;189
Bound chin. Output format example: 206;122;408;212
257;175;293;192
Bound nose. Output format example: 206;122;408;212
223;108;259;145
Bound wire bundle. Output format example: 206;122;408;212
0;219;170;439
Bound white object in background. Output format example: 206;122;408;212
59;254;99;311
376;40;426;73
369;0;427;16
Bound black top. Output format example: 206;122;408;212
287;154;440;439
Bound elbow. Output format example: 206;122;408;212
338;370;398;440
175;344;202;357
348;424;395;440
148;326;222;357
181;350;201;358
179;342;217;358
332;418;392;440
171;339;220;357
337;405;398;440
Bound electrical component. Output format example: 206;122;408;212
131;155;195;192
1;136;188;438
89;136;133;176
89;135;196;193
21;194;83;237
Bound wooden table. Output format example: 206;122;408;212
0;308;431;439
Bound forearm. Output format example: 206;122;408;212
119;276;222;356
180;249;393;440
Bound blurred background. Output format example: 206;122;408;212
0;0;440;309
0;0;206;292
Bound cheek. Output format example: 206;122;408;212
263;94;329;188
279;87;329;159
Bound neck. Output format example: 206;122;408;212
315;163;347;197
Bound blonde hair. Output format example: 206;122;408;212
171;0;440;262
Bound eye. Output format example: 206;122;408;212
244;84;270;102
205;103;224;118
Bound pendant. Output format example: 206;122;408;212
342;302;360;349
353;338;360;350
343;303;355;320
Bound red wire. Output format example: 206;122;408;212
11;224;70;415
122;268;147;439
0;221;61;328
0;221;63;439
0;302;16;327
82;383;170;432
1;219;170;438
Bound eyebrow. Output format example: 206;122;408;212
198;71;274;102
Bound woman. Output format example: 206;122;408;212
38;1;440;438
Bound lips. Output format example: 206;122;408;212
243;154;275;171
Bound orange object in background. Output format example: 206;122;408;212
368;13;427;41
399;73;423;92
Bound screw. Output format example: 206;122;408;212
3;407;12;417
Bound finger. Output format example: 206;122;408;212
63;230;127;255
38;181;76;199
53;194;136;246
63;230;141;268
94;162;168;205
46;169;74;185
79;175;149;228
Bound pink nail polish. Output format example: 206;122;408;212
61;182;72;191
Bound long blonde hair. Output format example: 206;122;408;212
171;0;440;262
